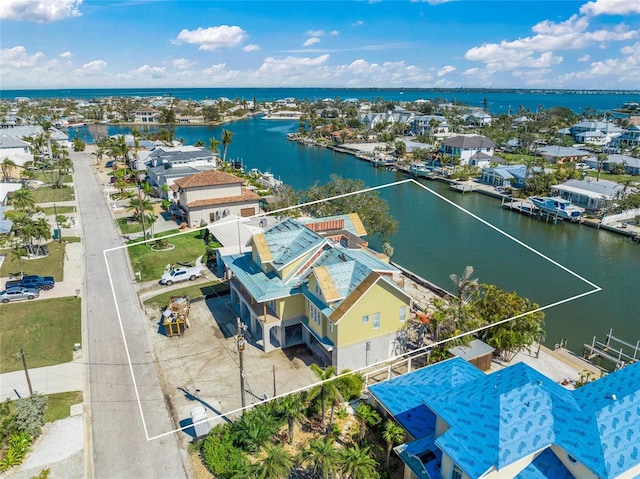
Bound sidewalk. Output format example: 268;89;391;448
1;361;87;401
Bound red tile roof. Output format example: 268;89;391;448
187;188;261;208
174;170;244;189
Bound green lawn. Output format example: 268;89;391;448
40;206;75;215
0;297;81;373
127;230;207;281
0;241;67;280
31;186;75;203
44;391;83;422
585;171;639;185
32;171;73;184
143;281;229;311
117;217;144;234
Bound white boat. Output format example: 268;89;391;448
409;162;432;178
529;196;584;221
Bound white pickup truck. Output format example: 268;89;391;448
160;261;205;286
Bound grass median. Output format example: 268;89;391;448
0;297;81;373
143;280;229;312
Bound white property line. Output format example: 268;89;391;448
103;178;601;441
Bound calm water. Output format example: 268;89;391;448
4;87;640;114
76;115;640;354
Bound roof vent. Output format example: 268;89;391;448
608;394;617;401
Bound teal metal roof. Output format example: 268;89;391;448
222;252;300;302
263;218;325;268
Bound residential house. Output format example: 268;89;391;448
550;179;628;212
440;135;495;166
222;217;412;370
132;108;161;123
481;165;531;189
172;169;261;227
465;111;492;127
0;183;24;234
511;116;533;129
369;356;640;479
0;134;32;166
410;116;449;137
570;120;623;143
574;130;611;147
536;146;590;164
611;125;640;150
599;154;640;176
145;145;218;193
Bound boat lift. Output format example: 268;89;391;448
582;329;639;371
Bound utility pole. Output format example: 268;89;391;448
53;203;62;243
236;318;246;414
20;347;33;396
137;184;147;240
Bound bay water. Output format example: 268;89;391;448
82;115;640;355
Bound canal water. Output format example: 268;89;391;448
87;116;640;354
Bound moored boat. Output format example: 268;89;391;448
409;162;432;178
529;196;584;221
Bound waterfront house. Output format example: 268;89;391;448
550;179;627;212
145;145;218;193
536;146;590;164
222;217;412;370
440;135;495;166
132;108;161;123
369;356;640;479
480;165;530;188
611;125;640;150
172;169;261;227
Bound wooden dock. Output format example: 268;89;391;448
501;197;538;216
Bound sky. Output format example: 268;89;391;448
1;0;639;91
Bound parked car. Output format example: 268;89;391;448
1;287;40;303
160;263;204;286
5;275;55;291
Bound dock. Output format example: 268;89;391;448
582;329;639;371
501;197;539;216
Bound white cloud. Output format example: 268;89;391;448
173;25;248;51
465;14;637;73
59;51;73;58
437;65;456;76
307;29;325;37
580;0;640;16
258;55;330;74
172;58;194;69
0;0;82;23
330;30;338;36
242;44;261;52
1;46;44;68
352;20;364;27
578;54;591;61
303;37;321;47
129;65;167;79
74;59;107;75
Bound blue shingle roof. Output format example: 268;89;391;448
371;357;640;479
514;448;573;479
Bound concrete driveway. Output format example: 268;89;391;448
148;295;319;434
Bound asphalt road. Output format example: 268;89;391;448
71;150;188;479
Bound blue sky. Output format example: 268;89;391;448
1;0;639;90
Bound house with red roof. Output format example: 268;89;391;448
172;170;261;227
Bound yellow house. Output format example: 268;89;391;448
222;217;412;370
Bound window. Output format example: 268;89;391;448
373;313;380;329
399;305;407;323
308;301;321;326
362;315;369;324
451;465;463;479
329;322;334;334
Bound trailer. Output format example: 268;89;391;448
162;295;191;337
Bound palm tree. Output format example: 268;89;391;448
449;265;479;304
7;188;37;212
10;246;28;277
251;444;294;479
2;158;16;182
299;436;338;479
208;136;221;155
274;393;306;444
310;364;338;434
596;151;607;181
127;196;154;224
336;443;379;479
381;419;405;466
221;129;234;163
33;217;52;254
354;403;381;443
